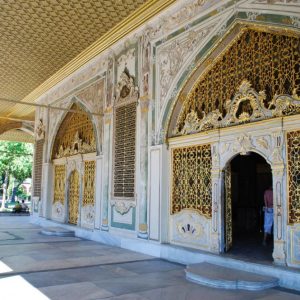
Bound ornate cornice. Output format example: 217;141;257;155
24;0;176;105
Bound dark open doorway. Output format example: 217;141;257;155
224;152;273;263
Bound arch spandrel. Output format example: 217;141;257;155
166;25;300;139
51;103;96;159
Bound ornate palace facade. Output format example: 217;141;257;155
32;0;300;270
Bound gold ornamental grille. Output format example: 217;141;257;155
52;103;95;159
68;170;80;225
176;29;300;132
171;144;212;217
83;160;96;206
113;102;136;198
33;139;44;197
287;130;300;224
53;164;66;205
224;165;232;251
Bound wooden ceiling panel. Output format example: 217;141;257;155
0;0;148;103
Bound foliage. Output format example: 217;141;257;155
0;141;33;201
0;141;33;183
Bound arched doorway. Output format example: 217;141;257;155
51;102;97;226
223;152;273;261
68;170;80;225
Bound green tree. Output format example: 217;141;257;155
0;141;33;210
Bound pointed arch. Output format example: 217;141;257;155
161;21;300;139
51;101;98;160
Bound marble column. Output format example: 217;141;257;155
211;168;221;253
101;108;113;231
272;164;286;265
211;143;221;253
94;155;103;229
137;96;150;239
41;162;53;218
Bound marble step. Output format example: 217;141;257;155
40;226;75;237
185;262;279;291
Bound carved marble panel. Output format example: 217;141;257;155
288;226;300;267
81;204;95;229
52;201;65;222
157;20;218;111
170;209;210;250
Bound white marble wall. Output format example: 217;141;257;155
33;0;300;269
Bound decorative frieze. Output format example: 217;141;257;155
173;80;300;136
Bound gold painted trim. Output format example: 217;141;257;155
168;116;285;145
23;0;176;105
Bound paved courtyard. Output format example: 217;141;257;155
0;216;299;300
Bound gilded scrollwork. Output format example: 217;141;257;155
52;103;96;159
269;91;300;117
174;80;300;136
172;29;300;137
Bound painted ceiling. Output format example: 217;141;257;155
0;0;151;139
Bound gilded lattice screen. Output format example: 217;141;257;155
53;165;66;204
52;103;96;159
175;29;300;132
83;160;96;206
171;144;212;217
114;102;136;198
33;139;44;197
69;170;80;225
287;130;300;224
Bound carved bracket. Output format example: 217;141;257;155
111;200;136;215
115;69;139;107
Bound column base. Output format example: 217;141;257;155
138;231;148;239
101;224;109;231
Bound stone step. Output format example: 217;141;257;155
185;262;279;291
40;226;75;237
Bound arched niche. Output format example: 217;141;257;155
51;102;97;160
165;23;300;139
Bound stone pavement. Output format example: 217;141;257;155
0;216;299;300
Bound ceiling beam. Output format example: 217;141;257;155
0;98;103;117
0;116;34;123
